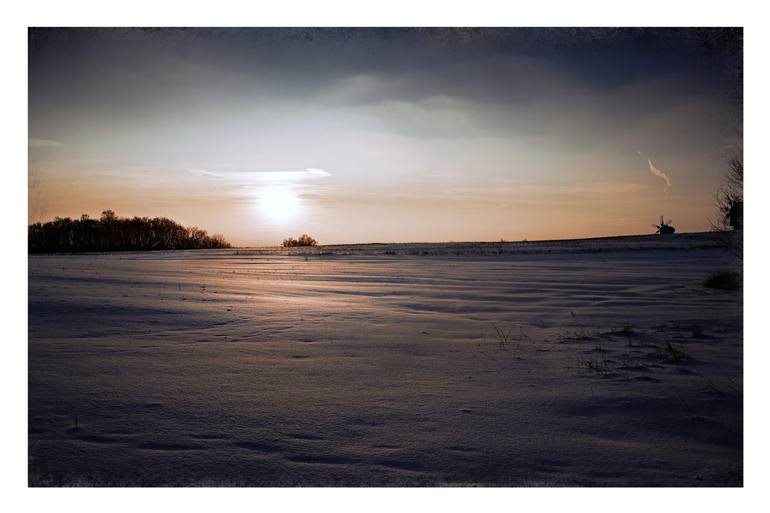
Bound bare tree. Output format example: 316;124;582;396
712;157;743;231
282;234;318;247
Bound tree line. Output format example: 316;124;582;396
28;210;231;253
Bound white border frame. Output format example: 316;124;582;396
4;2;768;511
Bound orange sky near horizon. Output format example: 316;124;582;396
28;28;742;246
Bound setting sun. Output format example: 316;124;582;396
256;187;301;223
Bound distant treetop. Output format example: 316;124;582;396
282;234;318;247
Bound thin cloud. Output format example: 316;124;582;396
29;138;64;147
647;159;672;194
188;168;331;183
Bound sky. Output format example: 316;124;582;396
28;28;742;245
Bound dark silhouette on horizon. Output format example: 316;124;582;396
282;234;318;247
714;157;743;232
28;210;231;254
653;216;676;235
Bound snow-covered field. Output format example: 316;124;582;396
28;233;742;486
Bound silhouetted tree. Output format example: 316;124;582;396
28;212;231;253
281;234;318;247
713;157;743;231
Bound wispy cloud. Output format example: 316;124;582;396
647;159;672;194
188;167;331;184
28;138;64;148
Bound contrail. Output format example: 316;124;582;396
647;159;671;194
